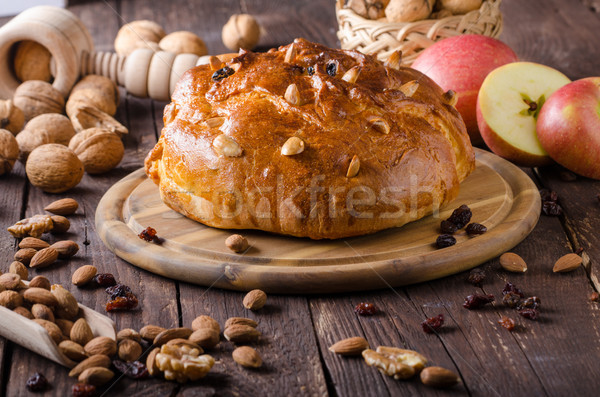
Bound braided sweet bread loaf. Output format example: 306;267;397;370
145;39;475;239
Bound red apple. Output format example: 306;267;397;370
536;77;600;179
412;35;518;145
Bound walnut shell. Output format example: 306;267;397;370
222;14;261;51
159;31;208;56
16;113;76;162
66;75;119;118
14;40;52;83
385;0;435;22
25;144;83;193
114;20;166;56
13;80;65;121
70;106;128;136
0;129;19;175
436;0;481;14
347;0;391;19
69;128;124;174
0;100;25;135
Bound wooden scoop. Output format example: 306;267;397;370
0;282;116;368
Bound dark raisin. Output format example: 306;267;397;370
440;220;458;234
518;308;539;320
436;234;456;248
502;291;522;308
112;360;149;379
326;62;337;76
502;282;524;298
447;204;472;229
421;314;444;334
211;66;234;81
106;295;138;312
518;296;540;310
106;284;132;299
590;292;599;301
72;383;96;397
92;273;116;288
354;302;378;316
307;66;315;76
559;171;576;181
26;372;48;392
575;247;584;255
138;226;162;244
463;294;494;310
467;268;486;287
540;189;558;202
466;223;487;235
290;64;304;74
542;200;563;216
498;316;515;331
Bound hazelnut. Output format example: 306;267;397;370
16;113;76;162
0;129;19;176
225;234;249;253
222;14;261;51
159;31;208;56
13;80;65;121
348;0;391;20
66;75;119;119
14;40;53;83
0;100;25;135
68;128;124;174
25;144;84;193
114;20;166;56
385;0;435;22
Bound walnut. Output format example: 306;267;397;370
7;214;53;238
68;128;124;174
13;80;65;121
436;0;482;15
159;31;208;56
385;0;435;22
0;100;25;135
14;40;52;83
0;129;19;176
69;106;128;137
362;346;427;379
16;113;76;162
25;144;84;193
114;20;166;56
347;0;390;19
154;344;214;383
66;75;119;119
222;14;261;51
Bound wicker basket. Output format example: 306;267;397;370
336;0;503;65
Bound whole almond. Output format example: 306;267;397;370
328;336;369;356
72;265;97;286
55;318;74;337
24;287;59;306
117;328;141;342
243;289;267;310
153;327;193;346
14;306;34;319
140;324;166;341
189;328;220;349
71;318;94;346
69;354;111;378
553;253;583;273
223;324;261;343
191;315;220;333
225;317;258;329
18;237;50;250
0;290;23;309
420;366;459;388
78;367;114;386
50;215;70;233
59;340;88;361
51;284;80;320
0;273;22;290
9;261;28;280
84;336;117;357
31;303;55;322
499;252;527;273
29;275;51;290
14;248;37;265
146;347;160;377
33;319;63;344
118;338;143;362
44;198;79;215
29;247;59;268
50;240;79;258
232;346;262;368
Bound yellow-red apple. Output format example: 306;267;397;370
412;35;518;145
536;77;600;179
477;62;571;167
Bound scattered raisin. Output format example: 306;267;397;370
502;282;524;298
590;292;599;302
467;268;486;287
112;360;149;379
575;247;584;255
72;383;96;397
440;220;458;234
542;200;563;216
518;296;540;310
518;308;539;320
106;284;132;299
26;372;48;392
354;302;378;316
559;171;576;181
211;66;235;81
540;189;558;202
106;295;139;312
502;291;522;308
463;294;494;310
447;204;472;229
436;234;456;248
466;223;487;235
307;66;315;76
138;226;162;244
326;62;337;76
92;273;116;288
498;316;515;331
421;314;444;334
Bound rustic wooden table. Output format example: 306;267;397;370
1;0;600;396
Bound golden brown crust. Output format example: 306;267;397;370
145;39;475;239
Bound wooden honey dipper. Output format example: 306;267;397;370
0;6;232;101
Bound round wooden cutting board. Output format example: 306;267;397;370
96;149;540;294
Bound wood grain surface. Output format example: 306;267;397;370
1;0;600;396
